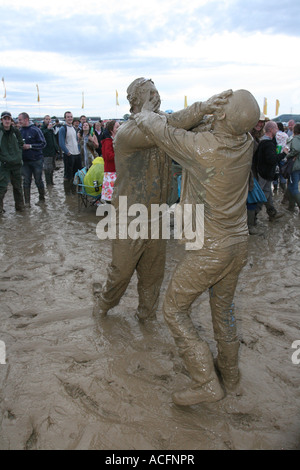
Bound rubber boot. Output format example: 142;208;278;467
63;179;72;195
36;186;45;205
216;340;241;392
286;189;296;212
247;210;260;235
267;207;284;221
292;192;300;209
45;171;53;187
172;341;224;406
0;192;5;214
13;187;25;212
23;187;31;207
281;189;289;205
279;182;286;194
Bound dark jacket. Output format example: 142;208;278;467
252;136;285;181
0;124;23;167
20;124;46;162
41;123;59;157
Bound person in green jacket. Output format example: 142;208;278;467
0;111;24;214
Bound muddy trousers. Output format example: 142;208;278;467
0;163;24;212
163;241;248;388
98;237;167;320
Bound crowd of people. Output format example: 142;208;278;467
0;111;119;212
247;116;300;235
1;86;299;408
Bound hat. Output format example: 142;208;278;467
1;111;12;119
259;112;266;121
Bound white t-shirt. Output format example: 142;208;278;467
65;125;79;155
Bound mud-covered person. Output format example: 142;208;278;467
134;89;260;406
93;77;232;328
0;111;25;214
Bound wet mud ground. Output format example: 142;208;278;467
0;162;300;450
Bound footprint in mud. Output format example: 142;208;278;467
11;310;38;319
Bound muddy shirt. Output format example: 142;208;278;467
135;113;254;250
112;102;208;223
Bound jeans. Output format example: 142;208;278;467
289;170;300;195
63;153;82;180
22;159;44;190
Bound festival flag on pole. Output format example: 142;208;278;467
116;90;119;106
263;97;267;115
82;91;84;109
36;84;40;102
275;99;280;116
2;77;6;99
184;96;188;108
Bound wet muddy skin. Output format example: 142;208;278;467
0;163;300;449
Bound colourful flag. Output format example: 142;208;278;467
82;91;84;109
116;90;119;106
2;77;6;99
263;97;267;115
36;84;40;102
275;99;280;116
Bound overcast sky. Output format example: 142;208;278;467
1;0;299;119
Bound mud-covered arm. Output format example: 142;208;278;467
134;111;215;171
167;90;232;130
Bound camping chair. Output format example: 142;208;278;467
73;167;102;211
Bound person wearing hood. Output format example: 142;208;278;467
0;111;25;214
41;115;59;187
18;112;46;206
134;89;260;406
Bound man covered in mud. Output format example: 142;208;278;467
134;89;260;406
93;77;232;326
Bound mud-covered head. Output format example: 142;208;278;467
127;77;161;114
214;89;260;136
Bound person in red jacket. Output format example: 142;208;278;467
101;120;120;202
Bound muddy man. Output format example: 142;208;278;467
134;89;260;406
93;78;232;325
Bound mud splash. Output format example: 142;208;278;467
0;164;299;449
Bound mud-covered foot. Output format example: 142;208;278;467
172;378;225;406
92;283;107;329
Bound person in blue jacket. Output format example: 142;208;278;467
18;112;46;207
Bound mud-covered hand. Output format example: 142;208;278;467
201;89;233;115
140;88;161;113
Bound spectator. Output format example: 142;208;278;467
100;120;120;202
285;123;300;210
252;121;287;222
273;122;289;194
78;122;99;169
58;111;81;193
287;119;295;138
0;111;24;214
94;121;105;155
41;115;59;186
18;112;46;206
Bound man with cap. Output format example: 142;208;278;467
0;111;25;214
